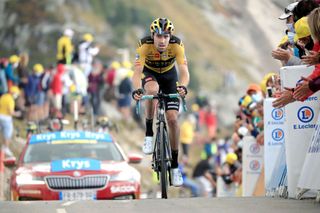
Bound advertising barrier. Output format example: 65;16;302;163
263;99;286;196
242;136;264;196
280;65;319;198
297;112;320;198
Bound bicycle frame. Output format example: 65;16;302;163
154;94;172;199
136;93;186;199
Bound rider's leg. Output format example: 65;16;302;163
144;80;159;134
166;110;179;168
166;109;183;186
142;80;159;154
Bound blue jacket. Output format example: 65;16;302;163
25;74;41;97
5;63;19;84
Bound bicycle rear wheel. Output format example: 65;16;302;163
159;122;169;199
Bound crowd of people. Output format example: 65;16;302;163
272;0;320;107
232;0;320;147
0;21;242;197
166;96;241;198
3;0;320;198
215;0;320;198
172;0;320;198
0;28;135;159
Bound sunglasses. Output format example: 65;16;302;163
284;8;292;14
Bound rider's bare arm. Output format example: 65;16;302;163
175;42;189;87
132;43;147;90
177;63;190;87
132;64;143;90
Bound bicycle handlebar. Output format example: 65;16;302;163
135;93;187;115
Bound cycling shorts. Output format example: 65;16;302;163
142;67;180;111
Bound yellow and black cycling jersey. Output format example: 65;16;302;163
135;35;187;73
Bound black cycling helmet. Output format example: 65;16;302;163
150;18;174;35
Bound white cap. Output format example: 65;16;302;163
64;28;74;37
279;2;299;20
238;126;249;137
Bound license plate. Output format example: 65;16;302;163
59;190;96;201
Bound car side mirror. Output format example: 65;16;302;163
3;157;16;167
128;153;143;164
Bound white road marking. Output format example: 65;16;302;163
62;201;76;206
56;208;67;213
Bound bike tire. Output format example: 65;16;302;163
159;122;168;199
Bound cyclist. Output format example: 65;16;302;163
132;18;190;187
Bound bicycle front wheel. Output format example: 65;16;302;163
159;122;169;199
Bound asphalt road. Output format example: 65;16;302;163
0;197;319;213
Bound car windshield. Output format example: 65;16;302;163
23;142;124;163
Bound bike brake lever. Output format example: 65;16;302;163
136;100;141;115
182;98;187;112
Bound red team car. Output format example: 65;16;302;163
6;131;142;200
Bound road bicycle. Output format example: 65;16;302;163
136;92;186;198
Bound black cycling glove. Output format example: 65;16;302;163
132;88;144;99
177;85;188;95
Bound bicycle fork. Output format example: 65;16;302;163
151;121;173;185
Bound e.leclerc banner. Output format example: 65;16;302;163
298;111;320;191
263;98;286;195
280;65;320;198
242;136;264;196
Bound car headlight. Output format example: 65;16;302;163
109;171;135;182
16;173;45;185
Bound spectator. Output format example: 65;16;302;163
50;64;64;118
192;154;217;197
88;61;103;115
217;152;241;187
104;61;120;103
77;33;100;77
273;15;320;108
272;1;319;65
117;61;133;120
60;66;73;116
67;65;88;115
259;72;279;98
25;64;45;121
0;86;20;159
216;152;241;197
180;114;196;157
279;2;299;44
292;0;319;22
56;28;74;64
16;53;29;114
40;65;54;120
5;55;20;89
179;156;201;197
0;58;8;95
274;8;320;106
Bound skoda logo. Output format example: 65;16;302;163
271;108;283;120
73;171;81;177
249;143;260;154
249;160;260;171
297;106;314;123
272;128;284;141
